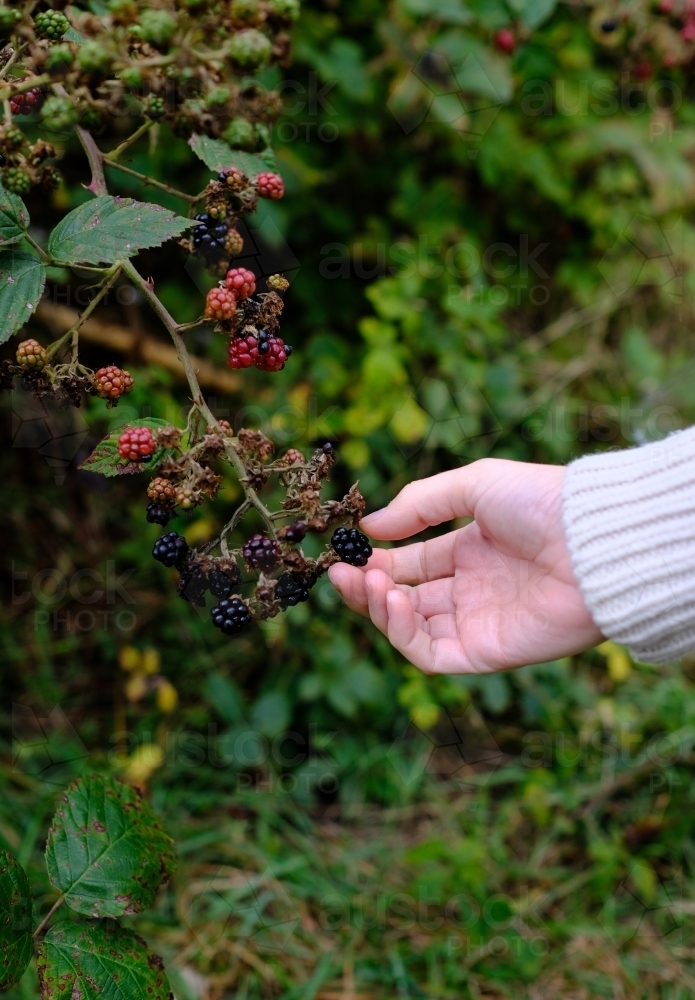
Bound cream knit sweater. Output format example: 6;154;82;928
562;425;695;664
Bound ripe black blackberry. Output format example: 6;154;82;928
208;566;241;599
178;566;208;606
146;503;173;526
275;572;312;608
192;213;229;256
331;526;372;567
152;531;189;568
242;533;282;570
211;596;252;635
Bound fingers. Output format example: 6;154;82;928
365;532;459;585
328;563;370;617
385;591;470;674
361;459;511;540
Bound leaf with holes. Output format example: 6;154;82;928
0;186;29;248
47;195;192;265
0;849;33;993
188;134;275;175
0;249;46;345
79;418;179;478
37;919;172;1000
45;774;177;918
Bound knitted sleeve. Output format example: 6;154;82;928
561;425;695;664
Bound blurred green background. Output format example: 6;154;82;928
3;0;695;996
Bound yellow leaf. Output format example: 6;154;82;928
341;438;370;470
598;640;631;682
389;395;431;444
141;648;160;676
156;679;178;713
125;674;148;702
185;518;217;545
118;646;141;672
123;743;164;785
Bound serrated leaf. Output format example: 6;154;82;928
45;774;177;918
47;196;192;265
37;919;172;1000
80;418;178;478
188;133;272;176
0;249;46;345
0;849;33;993
0;186;29;248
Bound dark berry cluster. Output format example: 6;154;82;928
152;531;189;568
192;214;230;257
275;572;313;608
211;596;253;635
10;86;43;117
331;527;373;567
242;533;282;570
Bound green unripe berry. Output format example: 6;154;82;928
222;116;256;149
3;167;31;195
45;44;74;75
268;0;300;20
41;94;79;132
80;107;104;131
41;166;62;191
230;0;260;21
34;10;70;40
145;94;165;118
136;9;177;49
77;40;113;76
2;126;23;149
206;87;230;110
120;66;143;89
229;28;272;70
0;6;20;37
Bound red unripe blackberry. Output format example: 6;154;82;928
283;448;304;465
228;333;259;369
657;0;672;10
494;29;516;53
682;21;695;40
218;166;249;190
256;171;284;199
147;476;175;502
205;286;237;320
10;86;43;116
224;267;256;300
117;426;156;462
242;533;282;570
216;419;233;434
93;365;134;399
255;333;291;372
16;338;47;370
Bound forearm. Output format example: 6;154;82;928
562;426;695;663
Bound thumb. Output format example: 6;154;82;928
361;459;507;540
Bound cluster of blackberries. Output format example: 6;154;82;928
242;533;282;571
228;331;292;371
152;531;189;568
275;572;313;608
192;214;229;257
331;527;372;567
211;597;253;635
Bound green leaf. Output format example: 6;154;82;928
506;0;557;29
62;26;86;44
0;849;33;993
47;195;192;265
79;418;178;478
37;919;172;1000
188;134;271;176
0;249;46;345
0;186;29;248
45;774;177;918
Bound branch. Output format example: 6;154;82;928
104;119;155;162
104;158;200;204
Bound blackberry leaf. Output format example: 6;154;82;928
0;249;46;344
0;849;33;992
45;774;176;918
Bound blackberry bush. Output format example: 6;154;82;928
0;0;369;651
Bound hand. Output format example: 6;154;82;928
328;458;602;674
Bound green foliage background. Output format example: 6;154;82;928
2;0;695;996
